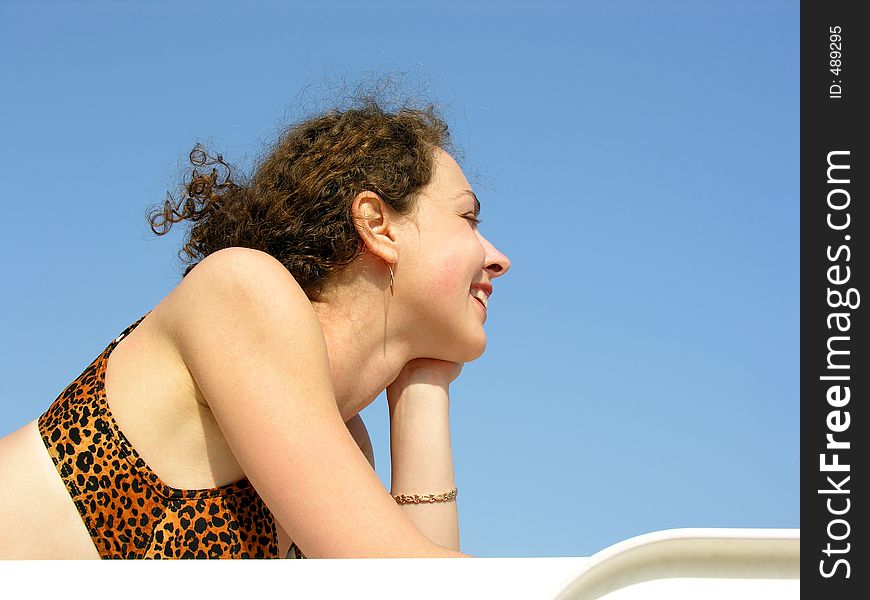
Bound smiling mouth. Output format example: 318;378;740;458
469;290;489;310
470;293;487;310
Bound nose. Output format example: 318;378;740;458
479;233;511;279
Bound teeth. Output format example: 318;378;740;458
471;289;488;309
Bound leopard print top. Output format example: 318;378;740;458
38;312;306;559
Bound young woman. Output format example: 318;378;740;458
0;100;510;559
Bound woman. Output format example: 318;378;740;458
0;100;510;559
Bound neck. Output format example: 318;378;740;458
310;265;413;421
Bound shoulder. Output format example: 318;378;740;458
155;247;324;367
188;247;307;302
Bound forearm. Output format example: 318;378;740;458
388;381;460;551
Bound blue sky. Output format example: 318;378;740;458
0;0;798;558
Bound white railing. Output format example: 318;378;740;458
0;528;799;599
554;528;799;600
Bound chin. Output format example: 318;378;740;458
433;332;486;363
459;332;487;362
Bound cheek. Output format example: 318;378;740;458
433;242;479;292
423;260;465;298
415;227;482;296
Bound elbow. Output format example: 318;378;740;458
428;543;473;558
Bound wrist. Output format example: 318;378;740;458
387;379;450;411
389;367;454;391
386;359;464;401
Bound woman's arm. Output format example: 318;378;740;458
348;390;460;551
161;247;468;558
387;364;461;551
388;385;459;551
348;402;462;551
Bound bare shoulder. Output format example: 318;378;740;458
170;247;313;318
150;246;331;419
158;247;322;355
190;247;304;294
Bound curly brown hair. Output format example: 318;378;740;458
148;98;451;299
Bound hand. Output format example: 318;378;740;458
386;358;464;401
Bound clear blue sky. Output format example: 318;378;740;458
0;0;798;558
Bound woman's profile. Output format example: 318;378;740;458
0;97;510;559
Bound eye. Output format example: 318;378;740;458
463;213;483;227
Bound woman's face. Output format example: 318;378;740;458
395;148;511;362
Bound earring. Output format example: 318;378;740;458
388;265;395;296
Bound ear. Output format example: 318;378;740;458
351;190;400;264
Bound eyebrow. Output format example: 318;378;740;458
453;189;480;217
